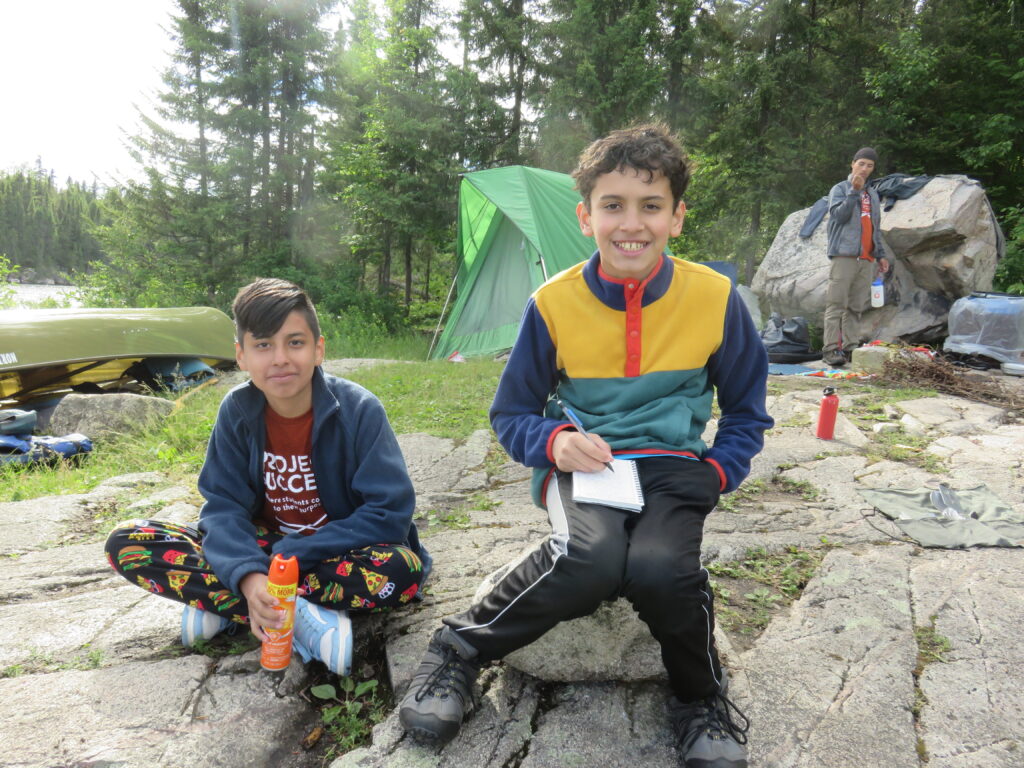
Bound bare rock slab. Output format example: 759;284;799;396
911;549;1024;768
740;545;919;768
519;683;677;768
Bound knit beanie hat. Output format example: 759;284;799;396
853;147;879;164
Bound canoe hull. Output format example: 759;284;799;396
0;307;236;405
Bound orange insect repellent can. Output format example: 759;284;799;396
260;554;299;671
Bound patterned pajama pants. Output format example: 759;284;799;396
104;519;425;627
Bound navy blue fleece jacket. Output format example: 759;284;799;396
197;367;430;594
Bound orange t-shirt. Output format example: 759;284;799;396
859;190;874;260
259;406;326;536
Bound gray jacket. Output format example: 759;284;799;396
826;177;886;260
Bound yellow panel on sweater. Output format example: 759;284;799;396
534;258;731;378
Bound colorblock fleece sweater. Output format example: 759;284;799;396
490;252;774;506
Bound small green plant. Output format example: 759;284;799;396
915;619;952;667
415;507;473;532
0;664;25;678
467;491;500;512
774;476;819;501
310;677;387;757
189;632;259;658
744;586;781;608
482;438;511;477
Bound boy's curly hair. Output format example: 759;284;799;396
232;277;320;345
572;123;691;209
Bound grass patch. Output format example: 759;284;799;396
189;629;260;658
320;313;431;361
864;429;946;473
716;479;767;512
346;360;503;439
0;360;504;504
914;618;952;669
2;645;105;676
708;545;831;650
911;614;952;758
848;382;937;406
716;474;819;513
774;476;820;501
0;383;224;503
414;491;501;534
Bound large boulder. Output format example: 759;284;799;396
752;175;1001;343
45;392;175;439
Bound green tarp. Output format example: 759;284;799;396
430;166;596;360
859;485;1024;548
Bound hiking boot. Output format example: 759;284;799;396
293;597;353;676
822;348;846;367
399;626;481;745
670;681;750;768
181;605;232;647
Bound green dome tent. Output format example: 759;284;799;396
429;165;595;361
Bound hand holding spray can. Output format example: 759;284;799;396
816;387;839;440
260;554;299;671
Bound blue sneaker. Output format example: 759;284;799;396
293;598;352;676
181;605;232;647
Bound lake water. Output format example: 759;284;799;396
6;283;80;307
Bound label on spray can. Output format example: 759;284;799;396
261;554;298;671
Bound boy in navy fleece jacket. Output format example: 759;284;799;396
105;278;429;675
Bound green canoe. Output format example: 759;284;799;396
0;307;236;406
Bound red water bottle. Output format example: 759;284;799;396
816;386;839;440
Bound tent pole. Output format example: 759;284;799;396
427;272;459;361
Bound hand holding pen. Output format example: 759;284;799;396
555;399;615;473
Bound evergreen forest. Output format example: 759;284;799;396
3;0;1024;330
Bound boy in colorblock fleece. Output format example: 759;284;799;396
105;278;429;675
399;125;772;768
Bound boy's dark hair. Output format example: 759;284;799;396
572;123;691;209
231;278;320;344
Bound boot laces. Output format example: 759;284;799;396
414;642;473;703
676;691;750;751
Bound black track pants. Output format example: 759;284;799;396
444;456;724;701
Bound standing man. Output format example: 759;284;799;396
822;147;889;367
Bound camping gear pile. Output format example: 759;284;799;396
0;408;92;466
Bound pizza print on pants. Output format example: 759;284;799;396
105;521;427;621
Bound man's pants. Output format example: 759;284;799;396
823;255;874;353
105;519;425;624
443;456;724;702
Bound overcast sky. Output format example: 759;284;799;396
0;0;179;186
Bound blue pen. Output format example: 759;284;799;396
556;398;614;473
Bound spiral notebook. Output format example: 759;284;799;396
572;458;645;512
